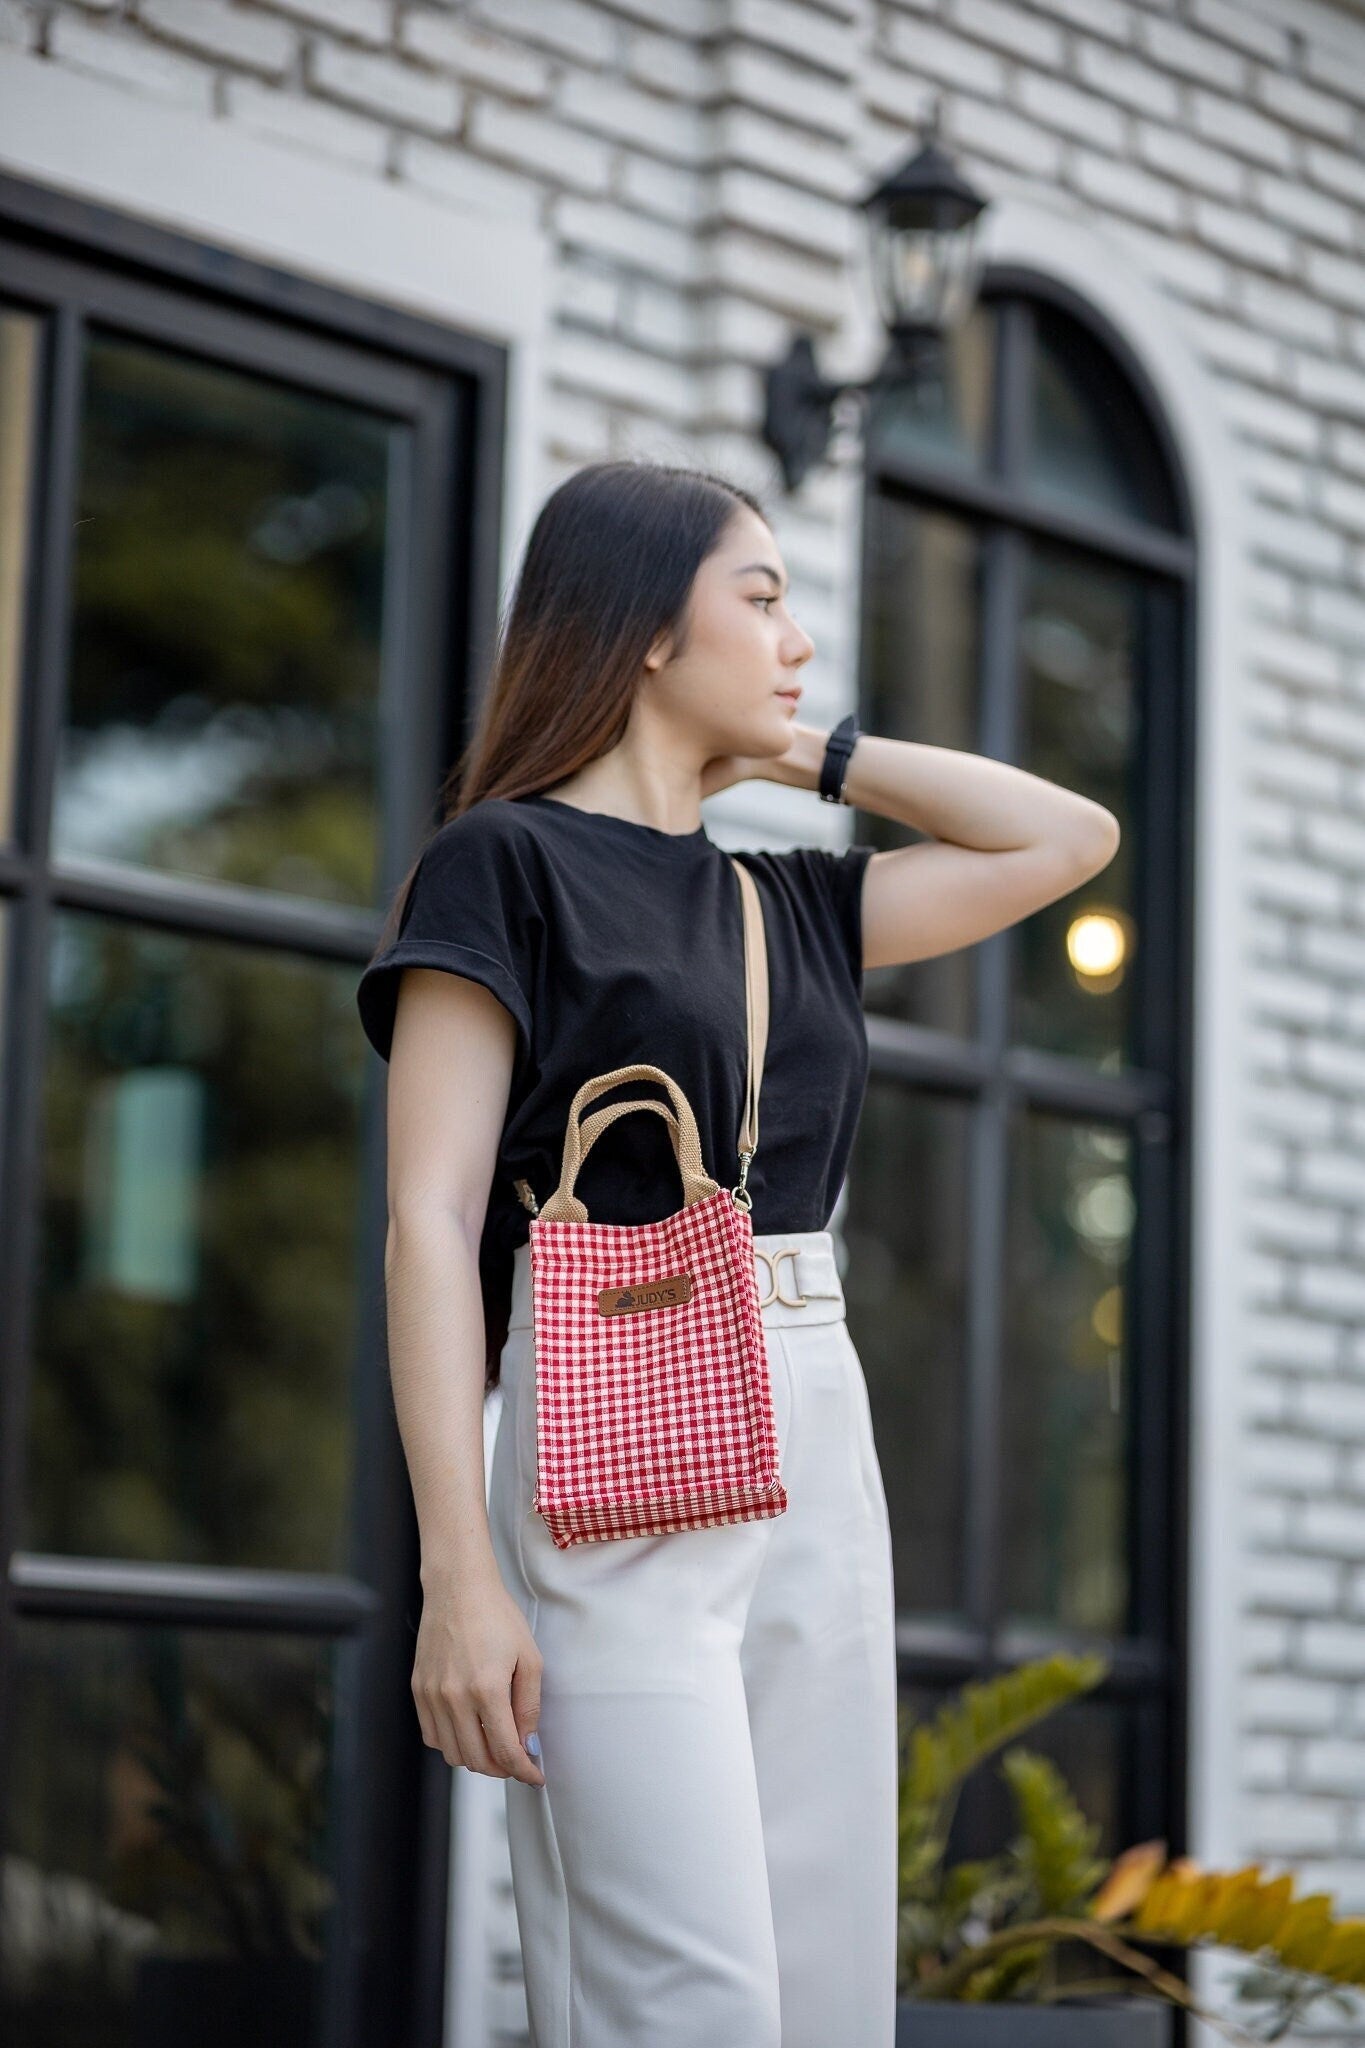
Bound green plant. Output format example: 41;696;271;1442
897;1653;1365;2043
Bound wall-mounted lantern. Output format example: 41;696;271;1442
761;101;991;490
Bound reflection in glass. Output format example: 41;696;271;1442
56;330;392;904
1014;544;1142;1068
858;493;981;1037
28;914;367;1571
1002;1111;1133;1635
843;1076;970;1619
0;309;40;844
864;300;994;475
1029;300;1179;530
1;1619;337;2044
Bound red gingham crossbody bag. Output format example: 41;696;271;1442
510;857;784;1549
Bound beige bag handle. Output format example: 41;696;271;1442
528;857;769;1224
539;1067;716;1222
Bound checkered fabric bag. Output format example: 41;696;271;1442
512;857;785;1549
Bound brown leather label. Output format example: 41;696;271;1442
597;1272;694;1316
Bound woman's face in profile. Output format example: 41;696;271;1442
648;506;816;759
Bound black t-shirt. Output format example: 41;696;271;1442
356;792;876;1388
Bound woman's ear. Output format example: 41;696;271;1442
643;626;674;673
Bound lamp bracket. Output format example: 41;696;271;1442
761;328;949;490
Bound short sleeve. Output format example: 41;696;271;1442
765;839;877;993
356;808;538;1069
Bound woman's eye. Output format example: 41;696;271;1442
752;594;777;610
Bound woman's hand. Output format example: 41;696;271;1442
701;721;828;800
699;750;765;799
412;1567;546;1787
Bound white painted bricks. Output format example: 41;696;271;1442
19;0;1365;2030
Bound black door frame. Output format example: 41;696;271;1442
0;169;508;2048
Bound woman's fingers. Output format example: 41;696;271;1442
452;1695;507;1777
409;1589;545;1782
470;1674;545;1786
510;1652;545;1786
412;1680;467;1768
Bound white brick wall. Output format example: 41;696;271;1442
15;0;1365;2037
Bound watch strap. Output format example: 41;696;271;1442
818;712;860;804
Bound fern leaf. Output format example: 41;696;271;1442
1001;1747;1109;1915
941;1857;1012;1918
960;1942;1050;2002
905;1653;1109;1811
898;1651;1110;1941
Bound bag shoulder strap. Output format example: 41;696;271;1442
730;856;768;1172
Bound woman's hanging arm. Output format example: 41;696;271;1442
385;967;545;1787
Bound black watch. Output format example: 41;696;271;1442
818;712;860;804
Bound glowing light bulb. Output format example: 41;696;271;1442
1067;911;1127;984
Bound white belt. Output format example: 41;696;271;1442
751;1238;846;1323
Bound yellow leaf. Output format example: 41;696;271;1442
1316;1918;1365;1984
1226;1871;1297;1950
1091;1840;1167;1924
1276;1895;1337;1974
1133;1867;1217;1941
1201;1866;1272;1942
1209;1866;1281;1947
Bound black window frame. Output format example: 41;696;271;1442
853;265;1199;1872
0;171;508;2047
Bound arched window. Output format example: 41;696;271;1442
845;275;1195;1858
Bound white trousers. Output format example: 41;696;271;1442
487;1227;899;2048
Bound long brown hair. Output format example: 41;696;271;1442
369;457;768;960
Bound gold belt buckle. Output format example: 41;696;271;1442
754;1246;807;1310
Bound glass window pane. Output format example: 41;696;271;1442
55;330;393;905
0;308;40;845
1002;1111;1134;1635
844;1078;971;1621
1;1619;339;2042
859;495;982;1038
27;915;367;1571
1028;299;1179;531
1013;544;1143;1070
864;299;994;476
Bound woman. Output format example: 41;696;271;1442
356;459;1120;2047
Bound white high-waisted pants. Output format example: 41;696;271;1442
486;1227;899;2048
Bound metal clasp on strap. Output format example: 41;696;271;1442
731;1145;755;1213
754;1246;807;1310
